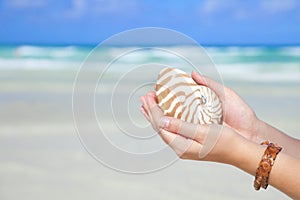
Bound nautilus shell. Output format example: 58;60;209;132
155;68;223;124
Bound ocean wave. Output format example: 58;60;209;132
0;45;90;60
0;58;81;70
207;46;300;64
217;63;300;82
1;45;300;82
206;46;266;56
280;47;300;56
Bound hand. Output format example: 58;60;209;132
140;91;246;163
191;71;261;143
140;78;300;200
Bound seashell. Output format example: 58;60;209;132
155;68;222;124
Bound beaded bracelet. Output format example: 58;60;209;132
254;141;282;190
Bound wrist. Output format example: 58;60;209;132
251;117;267;144
231;138;265;175
209;126;249;165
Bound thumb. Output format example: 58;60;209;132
191;71;225;101
159;117;208;144
159;116;223;159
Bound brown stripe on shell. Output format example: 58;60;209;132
156;67;222;125
169;82;198;91
175;73;189;78
160;94;177;111
156;75;173;92
159;90;185;111
165;101;181;118
191;102;200;123
184;96;200;122
157;68;174;80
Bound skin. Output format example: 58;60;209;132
189;71;300;159
140;71;300;199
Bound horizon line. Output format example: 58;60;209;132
1;42;300;47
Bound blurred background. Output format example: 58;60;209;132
1;0;300;199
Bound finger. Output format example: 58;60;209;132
141;93;157;114
159;129;201;159
159;117;209;144
143;94;164;131
191;71;208;86
147;92;158;104
140;95;155;122
147;100;164;124
191;71;225;101
140;106;150;122
145;93;160;111
139;95;144;104
140;96;149;111
147;91;156;98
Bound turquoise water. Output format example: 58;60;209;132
0;45;299;82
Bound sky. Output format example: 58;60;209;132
0;0;300;45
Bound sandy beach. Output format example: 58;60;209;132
1;52;299;200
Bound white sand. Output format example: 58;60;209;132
1;69;298;200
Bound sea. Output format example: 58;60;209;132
1;45;300;82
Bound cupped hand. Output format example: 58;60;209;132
191;71;261;143
140;91;245;164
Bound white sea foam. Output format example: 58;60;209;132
1;45;300;83
0;58;80;70
217;63;300;82
207;46;266;56
10;45;89;60
280;46;300;56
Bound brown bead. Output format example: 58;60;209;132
254;141;282;191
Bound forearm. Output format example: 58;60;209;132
232;139;300;199
269;151;300;199
255;119;300;159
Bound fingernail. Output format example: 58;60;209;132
159;117;170;129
